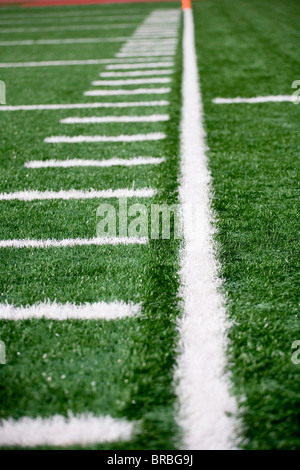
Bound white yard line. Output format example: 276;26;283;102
105;62;173;70
116;52;175;57
213;95;295;104
0;58;172;68
100;70;173;77
25;157;165;169
60;115;169;123
84;88;170;96
0;15;145;25
0;188;157;201
91;78;171;85
176;9;237;450
0;300;141;320
0;37;130;46
45;133;165;143
0;101;169;111
0;414;134;447
0;237;148;249
0;24;137;33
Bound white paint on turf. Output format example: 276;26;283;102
0;58;171;68
0;237;148;249
0;101;169;111
91;78;171;85
84;88;171;96
44;133;166;143
213;95;296;104
0;414;135;447
0;38;130;46
0;300;141;320
105;62;173;69
100;71;173;77
25;157;165;168
176;8;237;450
60;115;169;123
0;188;157;201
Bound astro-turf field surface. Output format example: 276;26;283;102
0;0;299;451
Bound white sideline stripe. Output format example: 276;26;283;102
106;62;173;70
60;115;169;123
0;37;130;46
0;414;135;447
116;52;175;57
213;95;296;104
0;300;141;320
176;9;237;451
0;237;147;249
100;70;173;77
84;88;170;96
91;78;171;85
25;157;165;169
0;58;171;68
0;24;137;33
0;101;169;111
0;188;156;201
45;133;166;143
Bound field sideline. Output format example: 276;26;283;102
0;0;299;450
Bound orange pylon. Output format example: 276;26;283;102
182;0;191;10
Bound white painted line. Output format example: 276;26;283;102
100;70;173;77
0;300;141;320
84;88;170;96
106;62;173;70
0;101;169;112
116;52;175;57
124;40;177;45
91;78;171;85
213;95;295;104
60;114;169;123
0;37;129;46
176;9;237;451
0;15;144;24
0;58;167;68
0;188;157;201
0;24;137;33
0;237;147;249
0;12;145;20
0;414;135;447
25;157;165;169
45;133;166;143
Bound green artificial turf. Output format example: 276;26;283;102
193;0;300;450
0;2;183;450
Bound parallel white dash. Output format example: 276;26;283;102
84;88;170;96
0;188;156;201
0;38;129;46
0;101;169;112
0;24;137;33
106;62;173;70
100;70;173;77
0;58;169;68
213;95;296;104
45;133;165;143
25;157;165;169
91;78;171;85
0;237;148;249
176;9;237;451
0;300;141;320
0;14;144;24
0;414;135;447
60;115;169;123
116;52;175;57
